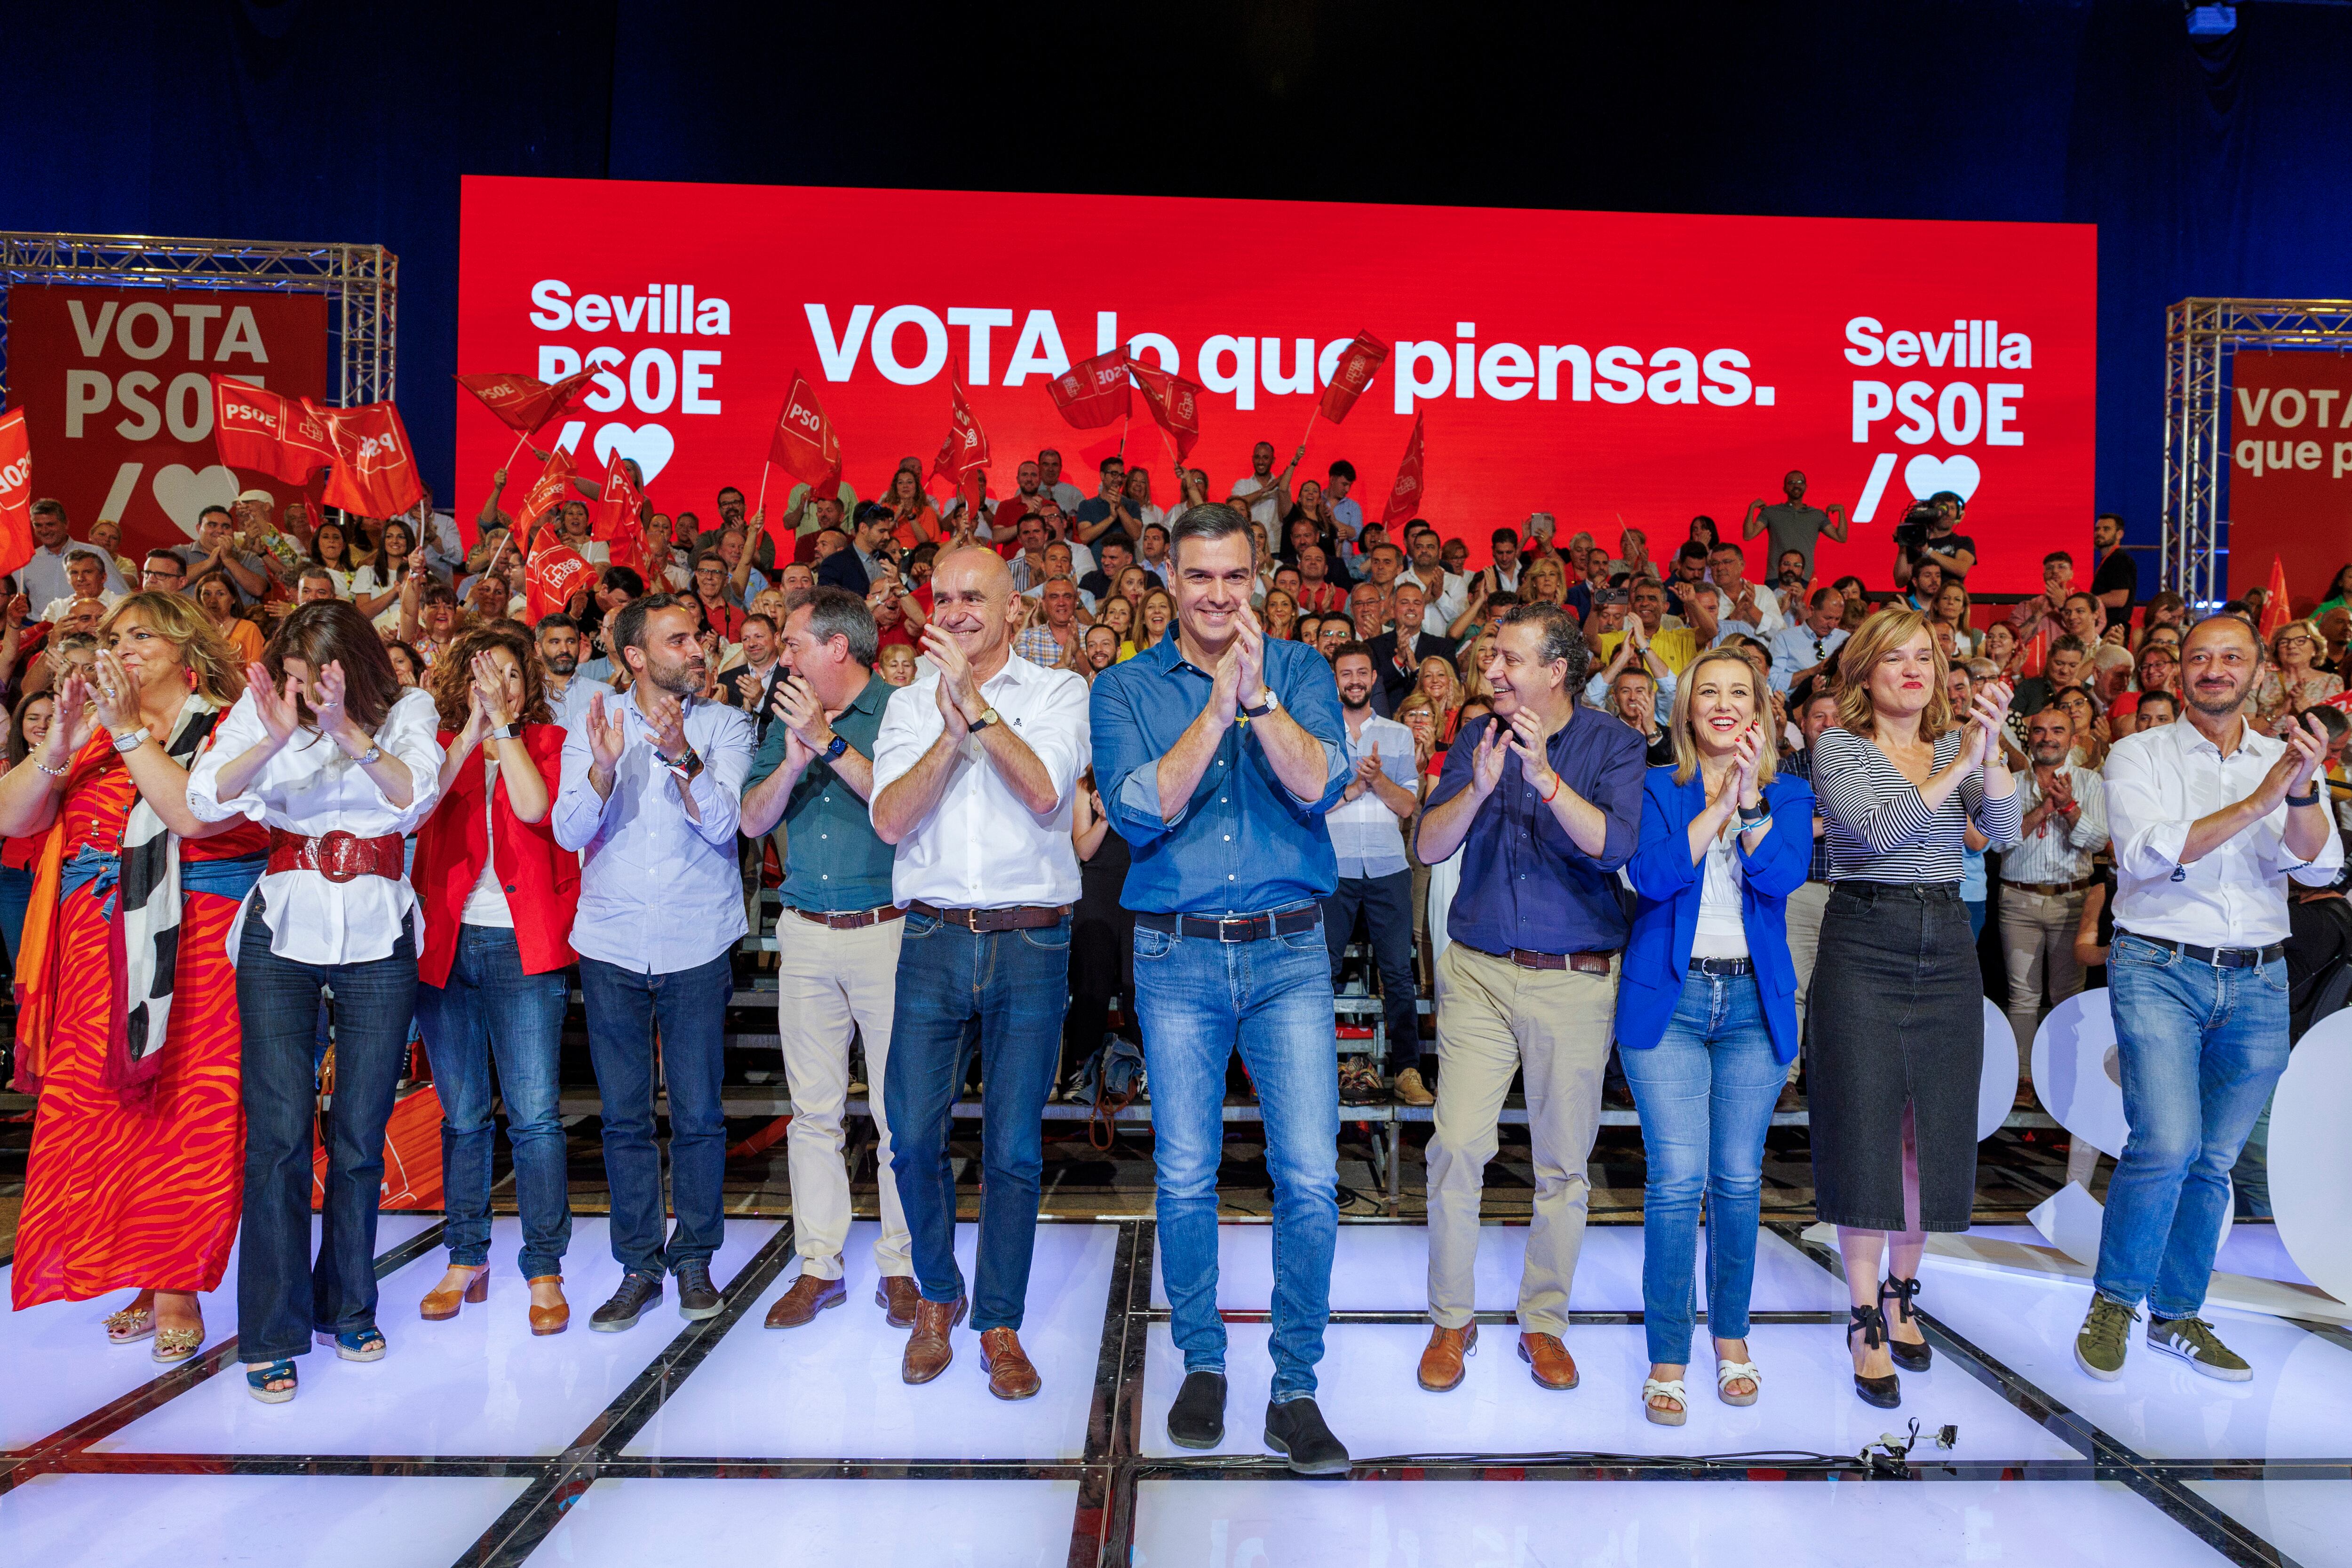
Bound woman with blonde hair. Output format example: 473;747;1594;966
1261;588;1299;645
3;594;266;1362
2256;618;2342;732
1929;581;1979;659
1521;556;1569;607
1808;609;2018;1409
1619;649;1814;1423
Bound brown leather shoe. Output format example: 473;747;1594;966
901;1296;968;1385
527;1276;569;1336
1417;1323;1478;1392
979;1327;1042;1401
420;1265;488;1321
765;1273;848;1329
1518;1331;1580;1390
875;1275;920;1329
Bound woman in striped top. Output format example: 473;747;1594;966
1809;609;2019;1408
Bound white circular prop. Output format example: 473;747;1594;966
2032;990;2130;1159
1978;997;2015;1141
2266;1009;2352;1307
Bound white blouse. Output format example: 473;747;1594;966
187;686;447;964
1691;826;1749;958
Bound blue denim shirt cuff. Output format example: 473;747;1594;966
1117;765;1179;834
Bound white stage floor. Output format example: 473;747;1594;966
4;1216;2342;1567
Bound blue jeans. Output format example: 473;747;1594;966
883;910;1069;1332
580;951;732;1280
416;925;572;1280
1620;970;1785;1366
2095;933;2290;1318
235;906;418;1364
1322;870;1420;1074
1134;917;1338;1403
0;861;33;974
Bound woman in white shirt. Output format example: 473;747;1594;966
350;519;430;632
1121;466;1167;534
187;600;446;1405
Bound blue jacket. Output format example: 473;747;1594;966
1619;767;1815;1063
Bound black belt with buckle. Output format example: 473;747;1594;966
1135;903;1322;942
2121;930;2284;969
908;901;1069;932
792;904;907;930
1689;955;1755;976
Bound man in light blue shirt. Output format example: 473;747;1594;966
553;593;755;1334
1767;585;1849;696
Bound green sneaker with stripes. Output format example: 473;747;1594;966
2074;1295;2137;1381
2147;1314;2253;1382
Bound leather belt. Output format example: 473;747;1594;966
909;900;1068;932
1135;903;1321;943
2005;876;2094;896
265;827;404;884
2120;930;2283;969
1464;943;1616;976
1688;955;1755;976
792;903;906;930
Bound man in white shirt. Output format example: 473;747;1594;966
552;595;756;1334
1998;706;2109;1089
1708;542;1786;635
37;549;123;626
870;545;1089;1400
1399;524;1467;639
1228;439;1303;527
1324;647;1430;1106
535;613;613;732
19;499;131;610
2076;614;2342;1384
1036;448;1086;516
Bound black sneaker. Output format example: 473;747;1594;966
1168;1370;1227;1449
1263;1396;1351;1476
590;1272;663;1333
675;1260;723;1321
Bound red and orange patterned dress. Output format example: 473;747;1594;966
9;747;269;1307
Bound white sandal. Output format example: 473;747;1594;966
1642;1377;1688;1426
1717;1359;1762;1407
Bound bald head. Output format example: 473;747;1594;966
928;544;1017;669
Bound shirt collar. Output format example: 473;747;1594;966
845;671;890;716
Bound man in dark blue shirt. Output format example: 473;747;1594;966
1091;502;1354;1473
1409;601;1646;1398
1071;454;1136;551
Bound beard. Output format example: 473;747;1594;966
2186;678;2248;717
645;654;705;698
544;652;578;676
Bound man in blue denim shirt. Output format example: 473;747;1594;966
1091;503;1354;1474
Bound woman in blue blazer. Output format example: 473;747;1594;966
1620;648;1814;1427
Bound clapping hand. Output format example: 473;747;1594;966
584;691;628;774
248;661;308;746
470;650;517;732
1503;706;1560;796
922;623;986;724
641;690;689;761
2271;712;2329;805
1468;716;1511;798
50;670;98;760
1963;680;2015;770
1232;604;1268;709
311;660;352;743
88;649;140;736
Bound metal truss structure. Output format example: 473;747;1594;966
2163;297;2352;604
0;231;397;411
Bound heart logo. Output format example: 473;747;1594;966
593;422;675;486
151;464;241;536
1903;453;1981;502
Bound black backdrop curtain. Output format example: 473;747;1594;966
6;0;2350;550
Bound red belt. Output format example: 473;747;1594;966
266;828;405;883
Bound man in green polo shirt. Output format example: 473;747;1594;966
738;585;917;1330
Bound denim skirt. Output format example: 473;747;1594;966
1808;882;1982;1232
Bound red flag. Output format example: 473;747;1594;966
0;408;33;580
1382;413;1426;529
2323;689;2352;715
1318;332;1391;423
593;457;649;577
213;378;338;486
931;361;991;484
2019;627;2049;678
1128;362;1203;464
1046;349;1131;430
311;399;426;518
453;370;597;434
768;371;842;495
513;446;577;549
524;533;596;623
2259;556;2292;639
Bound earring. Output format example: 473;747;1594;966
186;667;199;691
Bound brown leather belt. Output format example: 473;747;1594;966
2004;876;2094;896
792;903;907;930
266;827;404;883
909;900;1069;932
1464;943;1616;976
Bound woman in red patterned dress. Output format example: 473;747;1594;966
3;593;266;1362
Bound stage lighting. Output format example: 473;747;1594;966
2186;4;2236;36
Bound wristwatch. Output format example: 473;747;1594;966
492;723;520;741
1241;688;1282;719
1737;799;1769;826
663;748;705;781
968;706;1002;732
354;743;383;766
821;732;850;763
2286;782;2323;808
109;727;147;755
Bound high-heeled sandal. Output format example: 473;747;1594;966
246;1359;298;1404
1716;1358;1762;1408
1641;1377;1688;1426
1848;1305;1902;1409
152;1323;205;1364
104;1304;157;1345
1879;1276;1932;1371
420;1265;490;1321
527;1275;569;1336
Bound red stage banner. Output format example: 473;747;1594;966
7;284;329;556
0;408;34;579
458;177;2096;589
2225;351;2352;610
